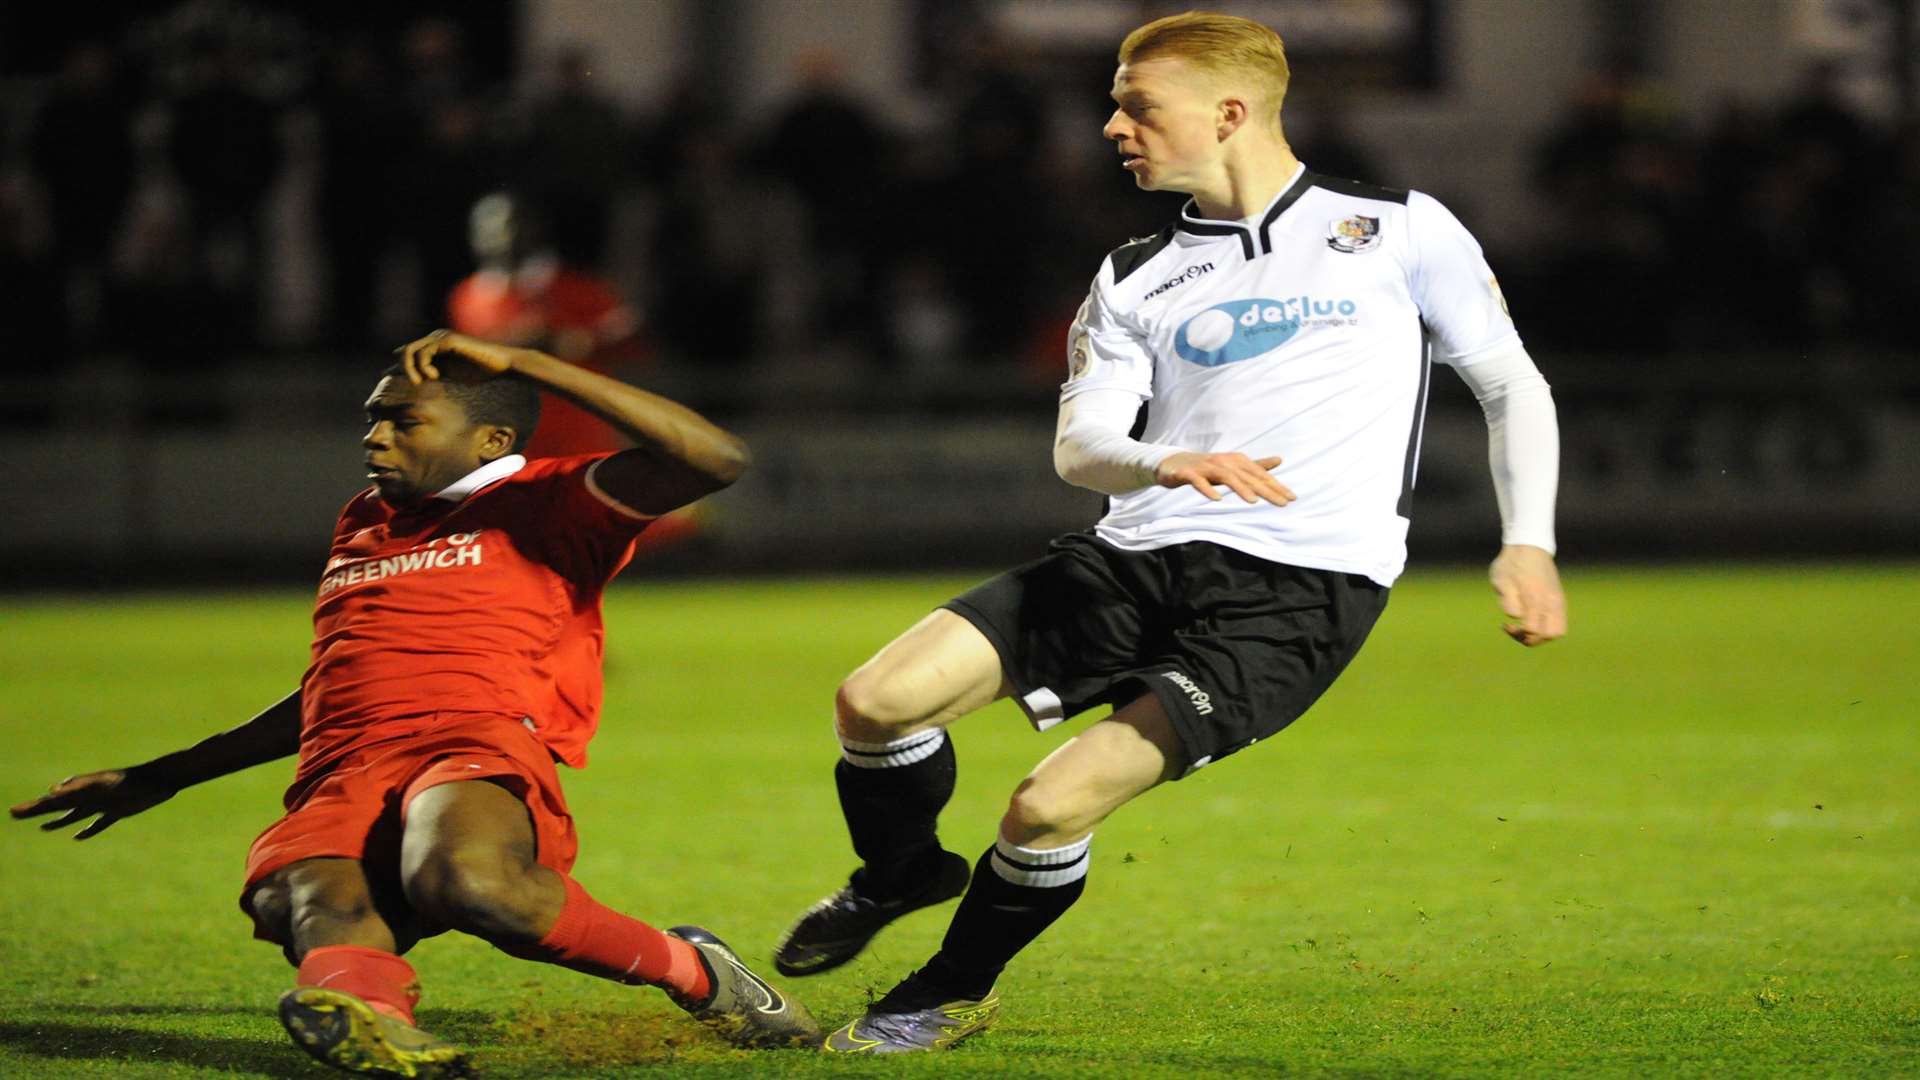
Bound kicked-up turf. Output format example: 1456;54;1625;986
0;564;1915;1078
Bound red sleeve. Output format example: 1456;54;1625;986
520;455;653;591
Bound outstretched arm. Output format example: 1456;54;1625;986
1055;387;1296;506
10;690;301;839
396;329;752;516
1453;346;1567;647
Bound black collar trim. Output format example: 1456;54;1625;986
1175;214;1255;260
1257;171;1318;255
1174;166;1313;260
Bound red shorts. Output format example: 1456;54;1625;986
239;712;578;940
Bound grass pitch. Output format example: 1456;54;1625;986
1;565;1915;1078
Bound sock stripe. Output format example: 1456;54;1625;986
989;836;1092;888
839;728;946;769
992;848;1089;874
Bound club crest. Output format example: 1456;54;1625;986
1327;215;1381;254
1067;327;1092;380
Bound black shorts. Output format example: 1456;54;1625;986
943;532;1388;776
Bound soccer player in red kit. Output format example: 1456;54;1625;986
10;330;818;1076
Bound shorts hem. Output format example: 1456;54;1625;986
940;598;1058;730
1118;672;1210;778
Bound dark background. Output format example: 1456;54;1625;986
3;0;1916;586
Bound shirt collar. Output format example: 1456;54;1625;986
433;454;527;503
1172;163;1313;261
1178;162;1309;229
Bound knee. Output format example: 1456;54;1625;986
247;879;295;947
284;872;381;946
1000;781;1090;848
835;670;927;742
402;850;547;943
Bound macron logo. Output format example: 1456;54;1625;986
1142;262;1214;303
1160;671;1215;715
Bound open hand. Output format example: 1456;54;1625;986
10;769;177;840
1155;452;1295;506
394;329;519;384
1489;544;1567;647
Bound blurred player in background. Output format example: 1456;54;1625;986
13;330;816;1076
449;193;705;557
776;12;1567;1053
447;192;641;458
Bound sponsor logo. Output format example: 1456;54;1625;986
1160;670;1215;716
318;531;483;598
1488;274;1511;318
1142;261;1215;302
1173;296;1360;367
1327;214;1382;253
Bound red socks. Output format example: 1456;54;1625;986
503;876;711;1002
296;945;422;1025
293;880;710;1015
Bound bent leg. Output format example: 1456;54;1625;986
398;778;562;945
835;610;1009;893
1001;690;1185;848
399;779;709;1000
248;858;428;1029
923;692;1185;998
836;609;1010;742
248;856;417;960
776;611;1010;976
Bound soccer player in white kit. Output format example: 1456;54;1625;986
782;12;1569;1053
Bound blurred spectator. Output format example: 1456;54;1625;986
640;77;766;368
0;191;64;423
447;191;641;458
395;17;508;330
914;43;1057;363
1529;70;1691;353
311;36;406;348
515;46;632;270
755;50;893;352
28;41;136;351
167;32;285;343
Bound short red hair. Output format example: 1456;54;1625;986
1118;11;1291;122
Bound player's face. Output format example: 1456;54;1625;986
1104;58;1226;195
360;376;495;506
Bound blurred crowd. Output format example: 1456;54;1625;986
1;1;1913;423
1518;64;1919;356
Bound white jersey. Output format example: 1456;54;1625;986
1063;163;1519;587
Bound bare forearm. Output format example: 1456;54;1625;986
508;348;750;485
130;690;302;791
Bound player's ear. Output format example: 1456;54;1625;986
1217;97;1248;141
477;425;516;461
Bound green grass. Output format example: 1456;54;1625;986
1;565;1916;1078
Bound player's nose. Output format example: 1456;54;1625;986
1102;109;1130;141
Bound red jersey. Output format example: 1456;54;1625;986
298;454;650;778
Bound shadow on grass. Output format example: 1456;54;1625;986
0;1020;310;1078
45;1002;492;1025
2;1005;742;1077
0;1007;497;1079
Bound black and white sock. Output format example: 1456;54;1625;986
834;729;956;897
922;834;1093;998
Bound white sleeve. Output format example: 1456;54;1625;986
1060;268;1155;402
1053;387;1183;495
1405;190;1521;365
1452;342;1558;553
